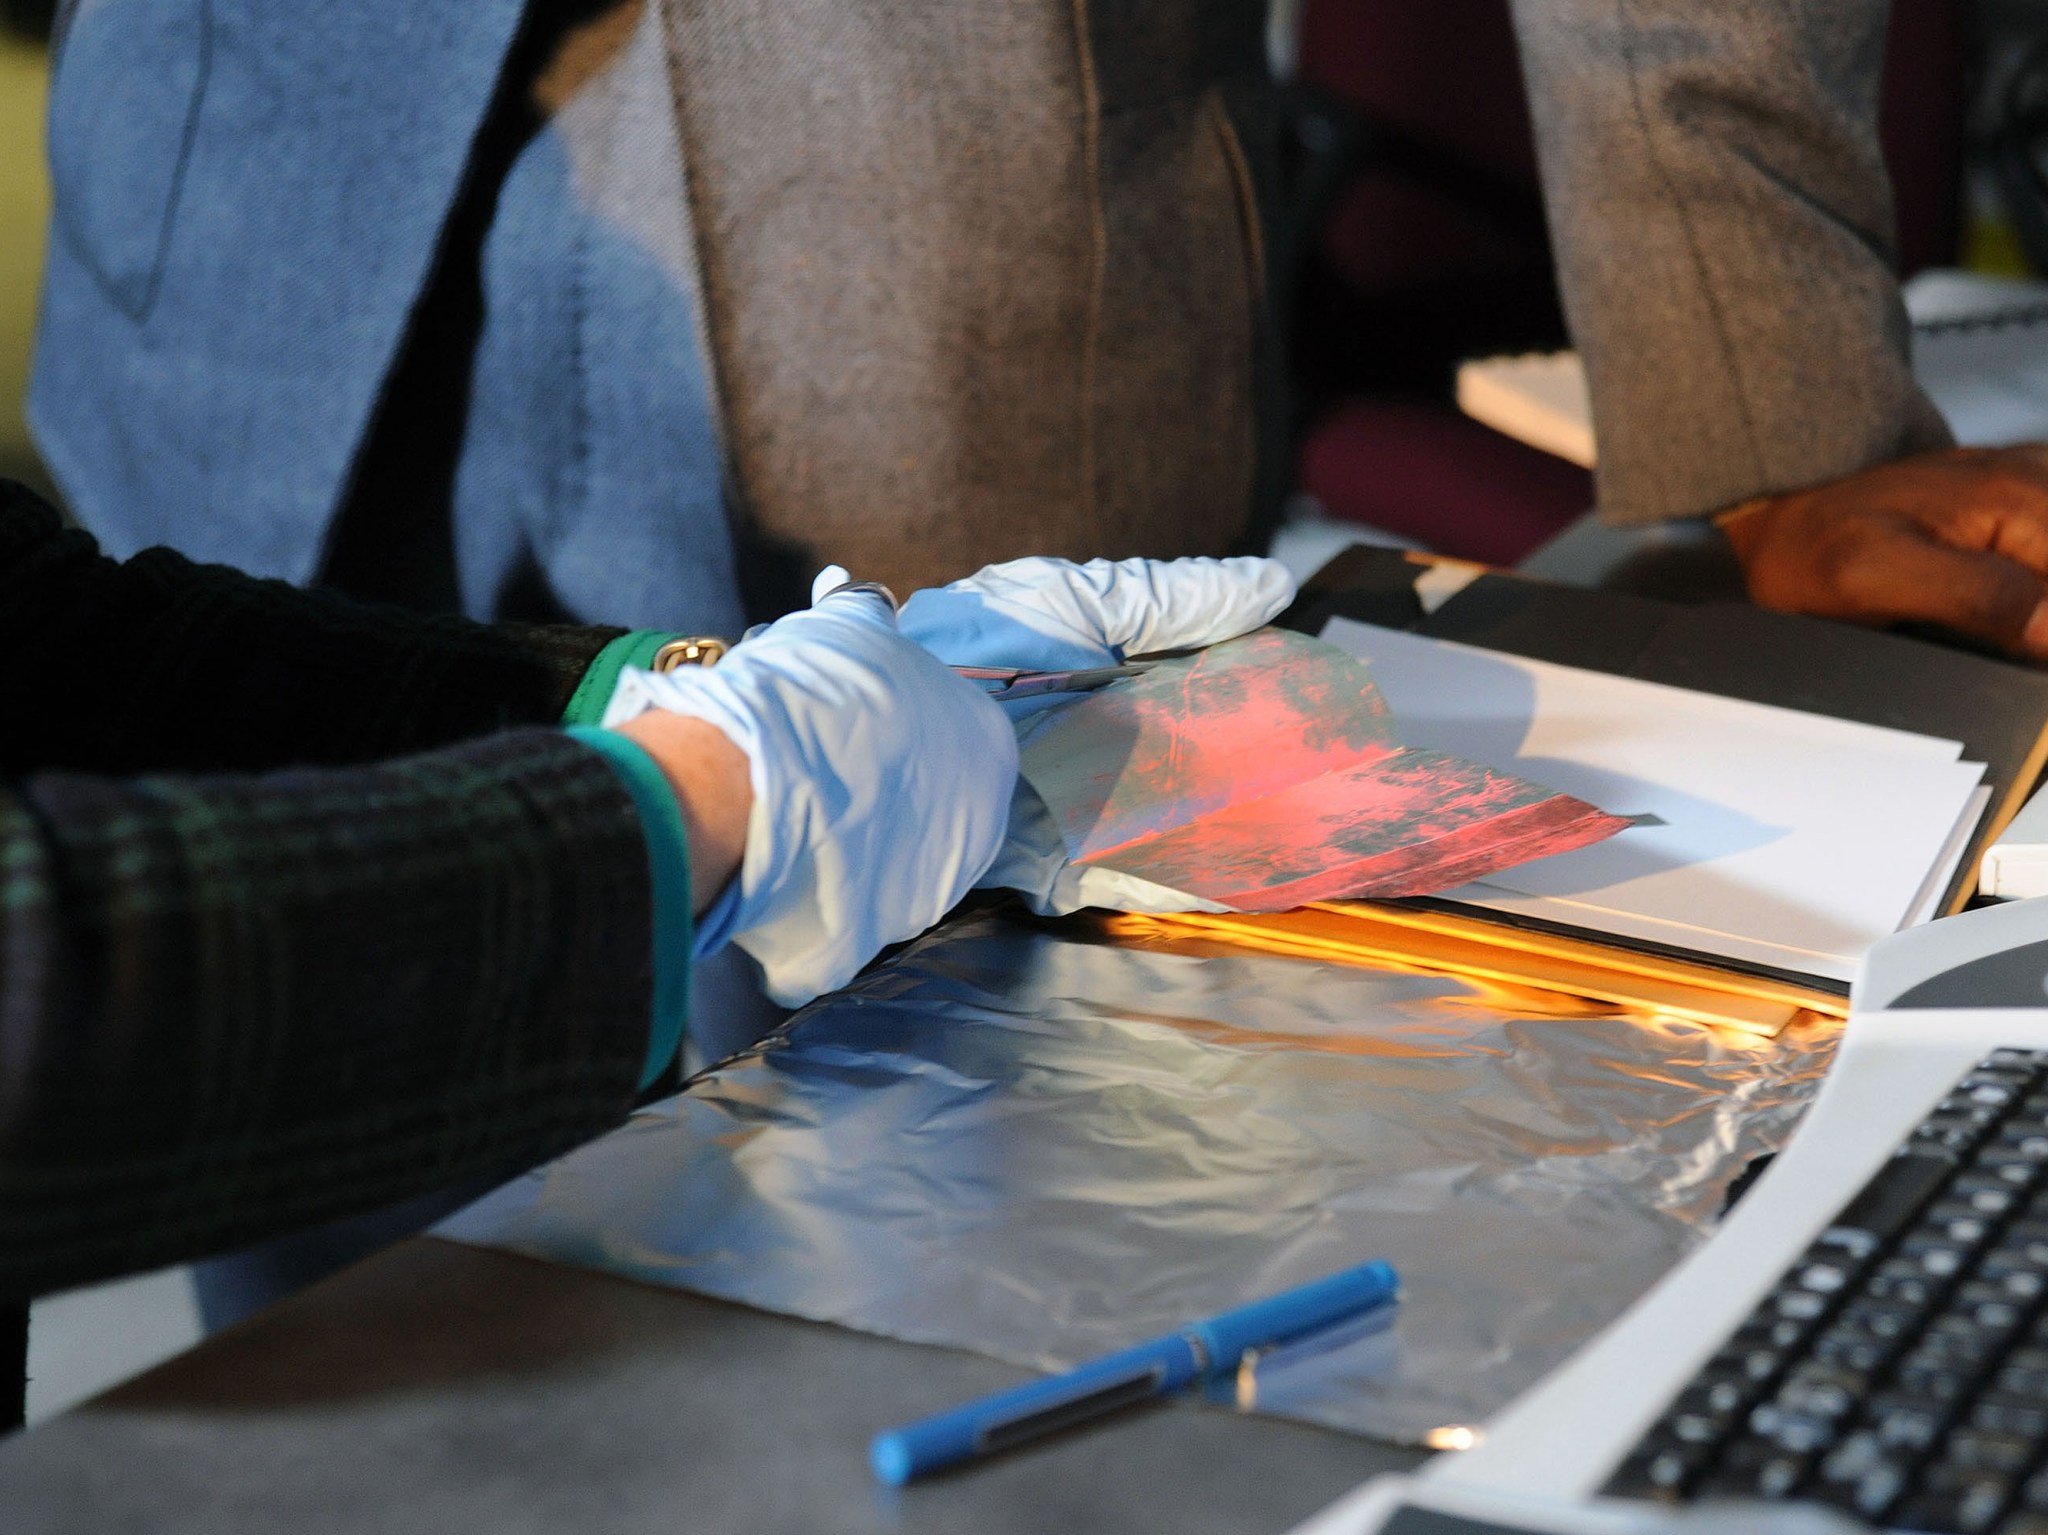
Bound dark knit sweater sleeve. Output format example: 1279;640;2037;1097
0;480;625;776
0;730;657;1301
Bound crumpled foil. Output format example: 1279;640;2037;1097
440;911;1839;1445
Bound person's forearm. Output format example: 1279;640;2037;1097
611;711;753;913
0;480;627;778
1509;0;1950;525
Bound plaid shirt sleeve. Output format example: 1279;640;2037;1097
0;732;660;1302
0;481;685;1300
0;479;634;777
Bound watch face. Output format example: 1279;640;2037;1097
1888;937;2048;1009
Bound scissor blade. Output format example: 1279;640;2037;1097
982;660;1156;701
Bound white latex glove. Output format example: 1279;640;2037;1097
893;554;1297;917
894;554;1296;708
603;585;1017;1006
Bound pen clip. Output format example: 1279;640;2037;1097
1224;1303;1398;1412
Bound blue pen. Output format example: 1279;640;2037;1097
869;1259;1400;1485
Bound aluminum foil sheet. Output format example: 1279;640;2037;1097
440;911;1839;1445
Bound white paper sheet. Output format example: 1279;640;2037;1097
1904;785;1995;931
1319;619;1989;982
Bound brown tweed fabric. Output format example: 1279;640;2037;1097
657;0;1273;597
0;483;659;1303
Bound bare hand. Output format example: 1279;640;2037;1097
1719;446;2048;660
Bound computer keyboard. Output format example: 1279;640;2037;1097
1607;1047;2048;1533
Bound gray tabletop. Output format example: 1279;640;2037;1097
0;1237;1418;1533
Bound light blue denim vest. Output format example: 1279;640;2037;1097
30;0;744;633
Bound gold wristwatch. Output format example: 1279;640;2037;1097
650;636;730;671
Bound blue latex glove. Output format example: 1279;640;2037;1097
892;554;1297;916
893;555;1295;715
603;584;1017;1006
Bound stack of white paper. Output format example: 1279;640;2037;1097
1906;271;2048;448
1455;269;2048;462
1320;618;1990;984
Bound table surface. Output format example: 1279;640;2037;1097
5;539;1704;1532
0;1236;1418;1534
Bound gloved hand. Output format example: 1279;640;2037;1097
603;584;1017;1006
894;553;1296;714
893;554;1297;917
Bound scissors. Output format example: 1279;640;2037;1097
657;576;1161;702
951;661;1159;701
651;636;1154;700
810;578;1163;698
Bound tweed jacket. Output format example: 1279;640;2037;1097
1507;0;1953;524
31;1;1948;615
0;481;668;1307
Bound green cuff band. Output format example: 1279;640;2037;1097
561;632;683;726
565;726;693;1091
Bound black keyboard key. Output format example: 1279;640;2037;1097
1934;1212;1999;1248
1674;1372;1750;1419
1933;1092;2004;1121
1891;1469;2014;1533
1712;1337;1791;1387
1967;1391;2048;1441
1812;1324;1896;1375
1750;1449;1811;1500
1794;1258;1855;1295
1942;1428;2038;1476
1773;1287;1831;1323
1747;1400;1840;1454
1955;1181;2025;1220
1975;1152;2045;1189
1970;1299;2029;1335
1870;1257;1948;1309
1868;1393;1950;1452
1977;1248;2048;1291
1999;1269;2048;1303
1826;1153;1962;1254
1959;1079;2027;1111
1608;1435;1711;1501
1763;1315;1808;1350
1920;1122;1996;1156
1849;1462;1910;1521
1897;1355;1976;1404
1904;1236;1977;1279
1810;1430;1914;1520
1776;1362;1868;1422
1997;1358;2048;1398
1965;1072;2036;1095
1688;1438;1805;1501
1666;1411;1722;1446
1996;1127;2048;1162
